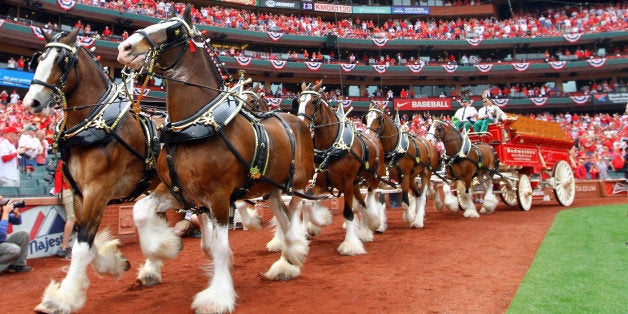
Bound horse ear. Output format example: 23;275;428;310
184;4;193;27
43;31;53;43
64;29;80;45
301;82;306;91
313;78;323;91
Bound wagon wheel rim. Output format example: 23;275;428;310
553;160;575;206
499;181;517;206
517;174;533;211
456;180;468;211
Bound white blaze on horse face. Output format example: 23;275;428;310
23;49;59;109
297;93;312;121
365;111;377;129
425;123;437;142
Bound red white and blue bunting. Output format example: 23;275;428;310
340;63;356;72
570;95;590;105
372;100;389;108
529;97;548;106
474;64;493;73
267;32;284;42
492;98;509;108
406;64;425;73
31;26;52;40
563;33;582;43
338;99;352;110
548;61;567;70
266;98;282;109
586;58;606;68
270;60;287;70
442;64;458;73
511;62;530;72
372;37;388;47
466;37;483;47
133;88;151;97
76;36;96;48
57;0;76;11
305;62;322;71
372;64;389;74
235;56;252;67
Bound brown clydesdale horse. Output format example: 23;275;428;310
365;103;441;229
297;80;387;255
117;6;315;313
22;29;163;313
426;120;500;218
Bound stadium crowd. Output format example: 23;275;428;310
66;1;627;40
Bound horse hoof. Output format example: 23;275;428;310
34;301;67;314
122;257;131;272
140;276;162;287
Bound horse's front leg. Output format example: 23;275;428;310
35;200;120;313
338;185;366;255
443;182;459;212
409;174;430;228
302;200;333;237
234;200;263;230
134;185;182;287
402;175;419;226
265;190;309;280
462;180;480;218
430;180;444;212
192;207;236;313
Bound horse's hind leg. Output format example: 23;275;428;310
91;229;130;278
410;175;430;228
133;187;182;286
375;191;388;233
480;174;499;214
443;182;459;212
431;180;444;212
265;191;309;280
234;200;263;230
462;183;480;218
192;212;236;313
302;200;333;237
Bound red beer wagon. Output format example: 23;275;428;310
461;115;577;210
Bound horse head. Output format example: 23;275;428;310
117;4;197;73
426;120;447;143
365;101;387;136
296;79;325;127
23;29;87;115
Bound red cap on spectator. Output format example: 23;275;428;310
2;126;19;134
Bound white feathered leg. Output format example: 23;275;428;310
34;241;94;314
91;230;130;278
266;216;284;252
363;190;381;231
234;201;263;230
375;196;387;233
463;190;480;218
480;179;499;214
356;196;375;243
192;214;236;314
338;216;366;255
402;193;416;226
265;192;308;280
133;193;182;286
302;200;332;236
431;182;444;212
410;185;428;228
443;183;459;212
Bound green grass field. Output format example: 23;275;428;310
508;204;628;313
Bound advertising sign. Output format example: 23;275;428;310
601;179;628;197
0;68;34;88
9;205;73;259
301;1;314;10
394;98;452;111
591;92;628;105
391;6;430;14
314;2;352;13
221;0;257;5
503;146;540;164
352;6;391;14
260;0;300;9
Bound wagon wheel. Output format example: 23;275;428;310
455;180;468;211
553;160;575;206
517;174;533;211
499;181;517;206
